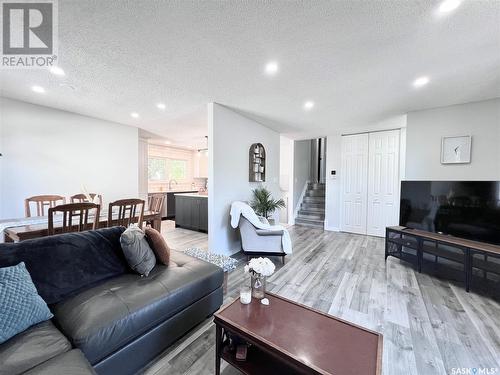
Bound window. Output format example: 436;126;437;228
148;157;187;181
148;157;167;181
168;159;187;180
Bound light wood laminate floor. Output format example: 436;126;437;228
144;221;500;375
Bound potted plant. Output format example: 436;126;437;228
249;187;285;224
244;257;276;299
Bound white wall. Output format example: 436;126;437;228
406;98;500;180
279;135;294;224
292;140;311;214
0;98;139;219
324;134;342;231
208;103;281;255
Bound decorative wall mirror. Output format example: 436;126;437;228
249;143;266;182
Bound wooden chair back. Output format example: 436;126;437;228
148;194;165;214
48;202;100;235
108;199;145;229
70;193;103;206
25;195;66;217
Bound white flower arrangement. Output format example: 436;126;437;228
244;257;275;277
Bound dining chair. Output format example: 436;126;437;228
108;199;145;229
148;194;165;214
25;195;66;217
48;202;101;235
147;194;165;230
70;193;103;206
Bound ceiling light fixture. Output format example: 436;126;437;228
156;103;166;110
438;0;461;13
49;66;65;76
413;76;430;88
303;101;315;111
264;61;279;75
31;85;45;94
164;140;171;145
130;112;139;118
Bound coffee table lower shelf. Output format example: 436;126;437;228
220;342;303;375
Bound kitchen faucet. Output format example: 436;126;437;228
168;179;178;190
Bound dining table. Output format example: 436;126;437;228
1;210;162;243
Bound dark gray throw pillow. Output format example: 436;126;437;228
120;226;156;277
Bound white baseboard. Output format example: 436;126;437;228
324;225;340;232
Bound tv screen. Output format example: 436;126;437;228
400;181;500;245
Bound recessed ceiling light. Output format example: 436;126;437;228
438;0;461;13
49;66;65;76
164;140;171;145
31;85;45;94
130;112;139;118
156;103;166;110
413;76;430;88
264;61;279;75
304;101;315;110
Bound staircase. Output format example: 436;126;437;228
295;182;325;228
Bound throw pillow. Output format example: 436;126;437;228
0;262;53;344
120;226;156;276
144;227;170;265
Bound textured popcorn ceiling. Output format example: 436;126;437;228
0;0;499;147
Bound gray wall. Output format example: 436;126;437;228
406;98;500;181
292;140;311;212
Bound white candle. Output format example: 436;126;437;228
240;287;251;304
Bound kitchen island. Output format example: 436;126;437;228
174;193;208;232
148;190;197;219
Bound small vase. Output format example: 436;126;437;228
251;274;266;299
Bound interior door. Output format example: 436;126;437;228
367;130;400;237
341;134;369;234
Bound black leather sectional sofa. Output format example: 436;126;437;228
0;227;224;375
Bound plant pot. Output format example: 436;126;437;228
251;274;266;299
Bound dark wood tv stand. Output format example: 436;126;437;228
385;226;500;292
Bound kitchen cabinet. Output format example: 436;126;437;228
194;152;208;178
175;194;208;232
148;191;197;219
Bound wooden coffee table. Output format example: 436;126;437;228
214;292;383;375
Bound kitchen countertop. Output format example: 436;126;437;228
174;193;208;198
148;189;197;194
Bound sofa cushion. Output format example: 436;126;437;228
145;227;170;265
0;227;129;305
120;226;156;276
52;251;223;364
0;262;53;344
0;320;71;375
23;349;96;375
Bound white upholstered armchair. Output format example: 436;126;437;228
238;216;286;263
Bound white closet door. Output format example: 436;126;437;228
367;130;400;237
341;134;369;234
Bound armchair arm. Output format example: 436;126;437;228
255;229;284;236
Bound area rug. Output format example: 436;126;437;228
183;248;239;273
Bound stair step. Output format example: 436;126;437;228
308;183;325;190
300;204;325;212
305;190;325;197
303;196;325;203
295;217;324;228
298;211;325;220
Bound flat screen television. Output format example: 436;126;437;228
400;181;500;245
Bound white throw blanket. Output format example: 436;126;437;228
230;201;292;254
